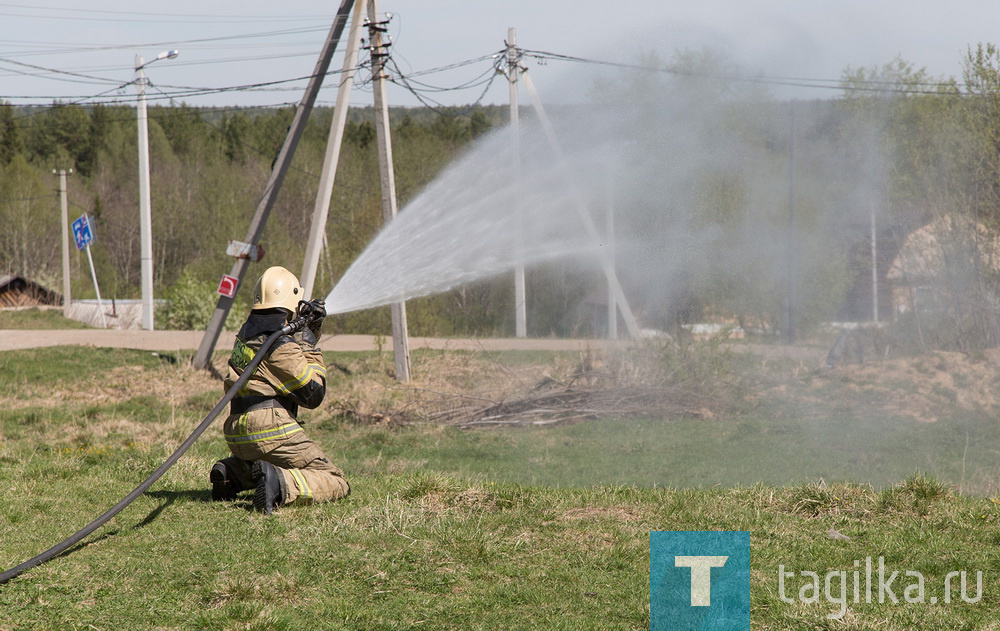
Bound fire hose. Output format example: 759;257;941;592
0;305;320;585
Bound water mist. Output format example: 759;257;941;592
325;68;874;332
318;51;997;494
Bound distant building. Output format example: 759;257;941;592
0;274;61;308
887;215;1000;315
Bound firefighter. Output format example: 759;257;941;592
209;266;349;513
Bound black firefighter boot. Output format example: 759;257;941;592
252;460;285;514
210;461;240;501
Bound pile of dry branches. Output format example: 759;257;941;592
410;344;741;429
434;383;720;428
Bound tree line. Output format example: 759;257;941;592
0;100;520;334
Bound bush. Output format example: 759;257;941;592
157;269;249;331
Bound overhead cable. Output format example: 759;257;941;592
0;1;328;21
520;49;963;96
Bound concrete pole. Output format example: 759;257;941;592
871;201;879;324
368;0;410;382
784;100;797;344
508;28;527;338
193;0;355;370
301;0;365;300
520;70;641;339
56;169;72;311
135;57;154;330
606;176;618;340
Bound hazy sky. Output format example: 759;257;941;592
1;1;998;110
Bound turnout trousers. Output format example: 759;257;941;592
218;406;349;505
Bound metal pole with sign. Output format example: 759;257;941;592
72;214;107;329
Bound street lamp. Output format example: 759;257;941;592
135;49;178;330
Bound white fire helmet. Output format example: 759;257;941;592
252;266;303;314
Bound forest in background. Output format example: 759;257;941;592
0;102;518;334
5;45;1000;348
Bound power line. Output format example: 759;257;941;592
2;41;976;114
353;46;506;116
1;50;508;107
136;66;358;102
0;2;328;24
0;37;321;56
144;81;304;165
0;50;323;80
520;49;964;96
392;60;499;93
0;25;330;60
386;59;501;116
1;63;359;107
6;83;134;122
0;56;125;86
395;53;503;80
0;10;321;24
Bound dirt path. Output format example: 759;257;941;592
0;330;625;353
0;329;830;367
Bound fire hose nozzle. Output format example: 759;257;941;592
284;299;325;335
281;317;308;335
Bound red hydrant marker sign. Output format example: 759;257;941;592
217;274;239;298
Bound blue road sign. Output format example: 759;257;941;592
72;214;93;251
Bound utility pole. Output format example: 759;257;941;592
507;28;527;338
55;168;72;311
784;101;797;344
193;0;356;370
870;201;879;324
367;0;411;382
301;0;365;300
135;56;154;330
135;49;179;331
606;176;618;340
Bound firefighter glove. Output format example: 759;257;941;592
297;299;326;345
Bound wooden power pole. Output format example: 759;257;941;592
367;0;411;382
192;0;355;370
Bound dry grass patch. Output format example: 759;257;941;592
768;350;1000;423
561;506;645;522
322;345;746;429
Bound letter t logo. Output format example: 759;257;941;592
675;556;729;606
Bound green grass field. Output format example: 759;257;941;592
0;308;89;330
1;346;998;629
